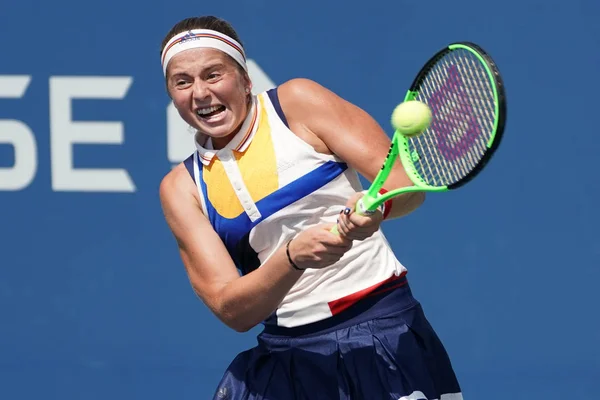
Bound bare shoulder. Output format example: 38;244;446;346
159;161;199;215
276;78;347;155
277;78;339;110
278;77;322;94
277;77;359;125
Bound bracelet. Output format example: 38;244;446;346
286;239;304;271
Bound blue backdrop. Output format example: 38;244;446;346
1;0;599;399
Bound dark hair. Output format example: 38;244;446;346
161;16;244;56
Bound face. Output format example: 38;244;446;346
166;48;251;149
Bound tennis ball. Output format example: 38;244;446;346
391;100;432;137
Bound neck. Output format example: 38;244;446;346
212;132;237;150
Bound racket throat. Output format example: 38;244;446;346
356;196;378;216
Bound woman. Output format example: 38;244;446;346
159;15;463;400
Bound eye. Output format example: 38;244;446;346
172;78;191;89
207;72;221;82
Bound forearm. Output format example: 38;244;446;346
385;192;426;220
214;245;303;332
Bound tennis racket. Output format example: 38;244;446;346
334;42;506;229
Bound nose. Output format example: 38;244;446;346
192;79;210;102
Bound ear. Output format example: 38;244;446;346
243;72;253;94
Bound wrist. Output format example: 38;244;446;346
285;239;304;271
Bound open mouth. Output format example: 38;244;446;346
196;105;226;119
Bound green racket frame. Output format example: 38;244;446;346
356;42;507;215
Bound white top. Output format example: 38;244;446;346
183;89;406;328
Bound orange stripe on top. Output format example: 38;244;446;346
234;106;258;152
198;104;258;164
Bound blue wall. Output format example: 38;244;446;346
1;0;599;398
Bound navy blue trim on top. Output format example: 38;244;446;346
266;87;290;128
183;154;195;181
235;231;261;276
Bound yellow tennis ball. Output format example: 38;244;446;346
391;100;432;137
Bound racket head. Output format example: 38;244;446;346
397;42;507;191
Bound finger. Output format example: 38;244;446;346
324;242;352;258
350;203;383;224
337;215;358;240
336;213;349;235
314;248;346;266
343;191;364;211
347;214;371;228
341;213;375;241
323;229;353;248
342;202;377;230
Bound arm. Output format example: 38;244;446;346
160;164;302;332
160;164;351;332
278;78;425;220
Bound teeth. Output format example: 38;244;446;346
197;105;222;116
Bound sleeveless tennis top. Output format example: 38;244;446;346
183;88;407;328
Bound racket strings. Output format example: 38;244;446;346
409;49;497;187
422;59;485;182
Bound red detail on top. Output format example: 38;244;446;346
327;271;407;315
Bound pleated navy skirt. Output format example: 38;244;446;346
213;278;463;400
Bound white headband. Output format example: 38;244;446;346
161;29;247;76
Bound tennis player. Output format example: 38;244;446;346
159;15;463;400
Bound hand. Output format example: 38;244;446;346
288;224;353;270
335;192;383;241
